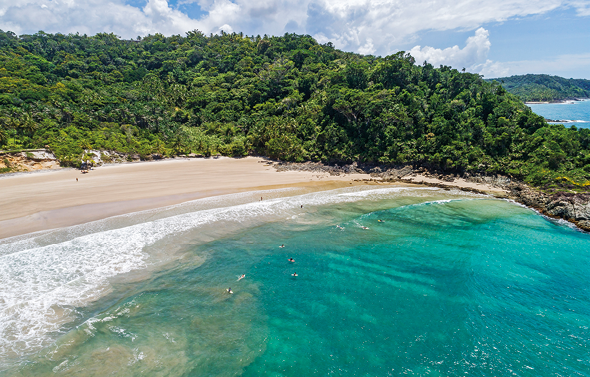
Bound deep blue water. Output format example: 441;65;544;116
528;99;590;128
1;187;589;376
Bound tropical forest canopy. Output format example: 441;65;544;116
1;30;590;189
489;74;590;102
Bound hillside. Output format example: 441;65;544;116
1;30;590;190
488;74;590;102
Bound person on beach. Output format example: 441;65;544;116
76;178;78;182
227;288;233;294
288;258;295;263
261;197;263;201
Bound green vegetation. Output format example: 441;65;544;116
1;30;590;190
489;74;590;102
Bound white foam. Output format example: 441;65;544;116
337;187;438;198
0;185;479;362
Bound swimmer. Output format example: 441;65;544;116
227;288;233;294
336;225;344;229
279;244;285;248
237;274;245;281
288;258;295;263
292;272;298;277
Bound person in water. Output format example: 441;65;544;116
288;258;295;263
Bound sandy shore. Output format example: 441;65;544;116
0;157;371;239
0;157;506;239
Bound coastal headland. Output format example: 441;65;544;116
0;157;507;239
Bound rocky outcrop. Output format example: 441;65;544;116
508;183;590;231
274;161;367;175
0;149;60;172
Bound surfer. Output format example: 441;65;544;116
378;220;384;223
288;258;295;263
227;288;233;294
292;272;298;277
280;244;285;248
336;225;344;229
361;226;369;230
238;274;245;281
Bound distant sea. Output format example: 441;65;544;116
1;186;590;376
528;99;590;128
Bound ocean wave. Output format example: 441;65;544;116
0;185;481;362
547;119;589;123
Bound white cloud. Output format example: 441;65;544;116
480;53;590;78
306;0;565;55
477;60;510;78
567;0;590;16
0;0;585;62
0;0;204;37
409;28;491;70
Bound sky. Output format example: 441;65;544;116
0;0;589;78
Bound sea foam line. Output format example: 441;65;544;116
0;185;471;362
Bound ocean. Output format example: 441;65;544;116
528;99;590;128
1;186;589;376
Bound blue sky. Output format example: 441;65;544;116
1;0;589;78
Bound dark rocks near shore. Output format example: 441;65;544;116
509;184;590;231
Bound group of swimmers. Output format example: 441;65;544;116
288;257;297;276
227;249;298;294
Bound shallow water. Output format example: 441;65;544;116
1;186;589;376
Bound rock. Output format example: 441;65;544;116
577;220;590;231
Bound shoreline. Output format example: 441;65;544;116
0;157;508;240
525;97;589;104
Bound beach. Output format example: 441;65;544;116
1;159;588;376
0;157;507;239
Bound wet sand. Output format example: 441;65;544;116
0;157;371;239
0;157;506;239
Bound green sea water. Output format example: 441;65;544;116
1;186;589;376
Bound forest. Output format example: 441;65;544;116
490;74;590;102
1;30;590;190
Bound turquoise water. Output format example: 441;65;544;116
528;99;590;128
1;187;590;376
